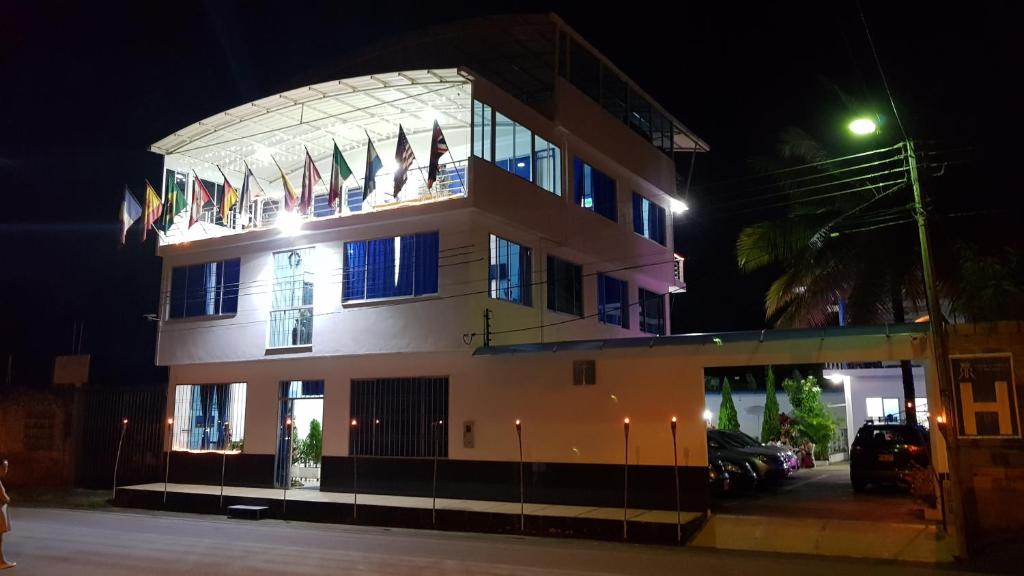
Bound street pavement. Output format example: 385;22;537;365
4;507;982;575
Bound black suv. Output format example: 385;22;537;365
849;423;930;491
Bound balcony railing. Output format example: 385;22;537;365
671;254;686;293
161;160;468;246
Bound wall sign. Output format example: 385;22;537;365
950;354;1019;438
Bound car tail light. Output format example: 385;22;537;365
906;444;925;455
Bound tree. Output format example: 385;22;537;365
761;366;781;442
718;380;741;431
782;374;835;460
736;127;927;424
300;418;323;465
290;425;303;465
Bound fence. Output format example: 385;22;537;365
77;386;167;489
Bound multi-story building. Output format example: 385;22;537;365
151;14;711;509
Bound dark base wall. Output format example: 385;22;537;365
322;456;709;512
167;452;276;488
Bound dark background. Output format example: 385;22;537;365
1;1;1019;388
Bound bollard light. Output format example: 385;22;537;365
671;416;677;433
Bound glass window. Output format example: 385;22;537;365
569;39;600;101
573;158;617;221
627;88;652;140
533;135;561;196
638;288;664;335
882;398;901;423
494;112;532;181
167;258;240;319
865;397;884;421
598;274;628;329
350;377;449;457
172;383;247;451
312;194;333;218
632;193;666;245
547;256;582;316
599;64;627;122
489;234;532;306
343;232;439;302
269;248;314;347
472;100;493;161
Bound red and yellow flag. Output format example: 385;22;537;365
219;167;239;222
275;157;299;212
141;180;163;241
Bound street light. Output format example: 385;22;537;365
847;117;878;135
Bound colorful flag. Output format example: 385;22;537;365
158;171;188;232
142;180;163;241
240;162;264;228
119;186;142;246
392;124;416;197
300;148;322;215
274;157;299;211
427;120;449;190
219;166;239;223
189;172;213;229
328;142;353;209
363;135;383;201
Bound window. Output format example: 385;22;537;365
494;112;532;181
573;158;617;221
632;193;667;245
472;100;492;161
489;234;532;306
569;39;600;101
627;87;652;140
638;288;664;335
269;248;314;348
915;397;930;429
312;194;334;218
438;164;467;196
866;397;903;423
199;178;225;226
168;259;240;319
171;383;246;451
343;232;439;302
547;256;582;316
349;377;449;457
533;135;561;196
599;65;628;122
345;186;363;213
597;274;629;329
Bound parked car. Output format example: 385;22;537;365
709;449;759;492
709;458;731;495
728;430;800;472
849;422;930;491
707;430;789;484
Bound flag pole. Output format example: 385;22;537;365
444;149;467;194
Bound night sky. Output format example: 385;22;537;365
1;1;1020;388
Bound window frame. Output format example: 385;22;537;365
268;247;315;349
546;255;583;317
573;157;618;222
597;273;629;329
171;382;247;452
342;231;440;303
488;234;533;307
166;258;241;320
632;192;667;245
637;287;665;335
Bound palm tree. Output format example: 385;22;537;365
736;128;926;423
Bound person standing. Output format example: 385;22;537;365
0;457;15;570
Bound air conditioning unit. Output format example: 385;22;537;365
573;360;596;386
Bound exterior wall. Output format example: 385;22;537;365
0;388;75;488
837;366;927;430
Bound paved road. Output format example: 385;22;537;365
712;462;925;523
3;507;979;575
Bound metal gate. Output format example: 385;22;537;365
76;386;167;489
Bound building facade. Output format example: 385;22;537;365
152;14;711;510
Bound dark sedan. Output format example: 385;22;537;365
708;430;790;483
850;423;930;491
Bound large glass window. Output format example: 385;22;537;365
494;112;532;181
597;274;629;329
632;193;667;245
343;232;439;302
547;256;582;316
270;248;314;348
638;288;665;335
573;158;617;221
350;377;449;457
168;258;240;319
533;135;561;196
172;383;247;451
472;100;492;161
489;234;532;306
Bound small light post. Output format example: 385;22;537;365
515;419;524;532
623;417;630;540
432;419;443;526
282;416;292;516
351;418;358;521
219;422;229;509
112;418;128;502
163;418;173;505
671;416;681;544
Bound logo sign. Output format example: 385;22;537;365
950;354;1019;438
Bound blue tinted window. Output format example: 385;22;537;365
343;232;439;302
598;274;628;329
489;234;532;306
346;187;363;213
632;193;666;245
167;258;241;319
573;158;617;221
313;194;333;217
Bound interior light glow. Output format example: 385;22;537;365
276;210;302;236
826;373;847;384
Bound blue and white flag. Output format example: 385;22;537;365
363;135;383;201
119;186;143;245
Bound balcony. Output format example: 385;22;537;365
671;254;686;293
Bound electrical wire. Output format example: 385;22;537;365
858;1;908;141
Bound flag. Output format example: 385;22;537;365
300;148;322;215
189;172;213;229
363;135;383;201
328;142;353;209
392;124;416;197
240;162;264;228
158;171;188;232
142;180;163;241
119;186;142;245
427;120;449;190
274;157;299;211
219;166;239;223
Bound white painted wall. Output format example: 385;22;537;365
704;390;848;440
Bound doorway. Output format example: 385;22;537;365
274;380;325;489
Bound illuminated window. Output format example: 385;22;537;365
573;158;617;221
269;248;314;347
489;234;532;306
343;232;439;302
632;193;666;245
172;383;246;451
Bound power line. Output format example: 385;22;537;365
858;1;908;141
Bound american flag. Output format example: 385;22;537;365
392;124;416;198
427;120;449;190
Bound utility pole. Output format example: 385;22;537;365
483;308;492;347
907;139;966;557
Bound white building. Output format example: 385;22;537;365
152;14;715;510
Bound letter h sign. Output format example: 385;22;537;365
951;354;1020;437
